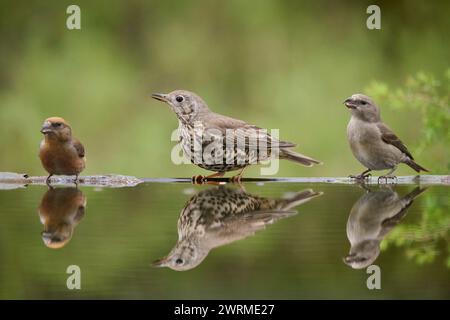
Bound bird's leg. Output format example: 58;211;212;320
378;166;398;184
356;182;371;193
192;172;225;185
205;172;225;180
230;167;247;184
349;169;372;181
74;174;79;187
45;174;53;187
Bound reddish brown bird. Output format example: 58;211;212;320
39;117;86;184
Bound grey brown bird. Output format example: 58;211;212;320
343;186;427;269
152;186;322;271
344;94;429;181
152;90;321;181
39;117;86;184
38;187;86;249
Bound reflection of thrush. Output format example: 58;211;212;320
153;186;322;271
152;90;321;181
38;187;86;249
344;186;427;269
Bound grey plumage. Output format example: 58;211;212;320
152;186;322;271
152;90;321;177
343;186;427;269
344;93;429;179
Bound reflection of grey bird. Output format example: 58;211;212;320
152;90;321;181
344;94;428;181
344;186;427;269
153;186;322;271
38;187;86;249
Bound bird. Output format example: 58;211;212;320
38;186;87;249
343;185;427;269
152;185;322;271
39;117;86;184
152;90;321;182
344;94;429;182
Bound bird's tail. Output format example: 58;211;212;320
403;186;428;202
279;189;323;211
382;186;428;228
404;159;429;173
280;149;322;167
238;190;322;226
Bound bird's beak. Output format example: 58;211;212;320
343;253;356;263
151;257;168;268
343;97;357;109
151;93;168;102
40;121;52;134
41;231;68;249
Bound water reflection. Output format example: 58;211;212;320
344;185;427;269
38;187;86;249
153;185;322;271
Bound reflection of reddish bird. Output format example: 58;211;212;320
39;117;86;184
38;187;86;249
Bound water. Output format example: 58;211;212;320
0;181;448;299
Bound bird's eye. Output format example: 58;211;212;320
175;258;183;265
52;122;62;127
360;100;367;105
175;96;184;103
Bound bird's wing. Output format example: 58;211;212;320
380;187;427;230
377;123;414;159
206;210;297;247
73;139;85;158
204;114;296;149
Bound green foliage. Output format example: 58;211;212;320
382;190;450;267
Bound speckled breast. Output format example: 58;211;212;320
178;125;271;172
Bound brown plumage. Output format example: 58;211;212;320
377;122;428;172
39;117;86;183
38;187;86;249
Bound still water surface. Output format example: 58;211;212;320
0;182;448;299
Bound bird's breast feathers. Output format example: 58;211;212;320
347;118;380;145
39;140;85;174
347;118;404;169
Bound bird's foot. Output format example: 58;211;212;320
377;175;397;184
229;168;246;185
45;175;53;187
229;174;247;192
349;173;371;181
191;175;223;185
230;174;242;184
192;175;206;185
357;183;371;192
230;175;246;192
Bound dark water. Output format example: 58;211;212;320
0;182;448;299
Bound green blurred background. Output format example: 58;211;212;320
0;0;449;177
